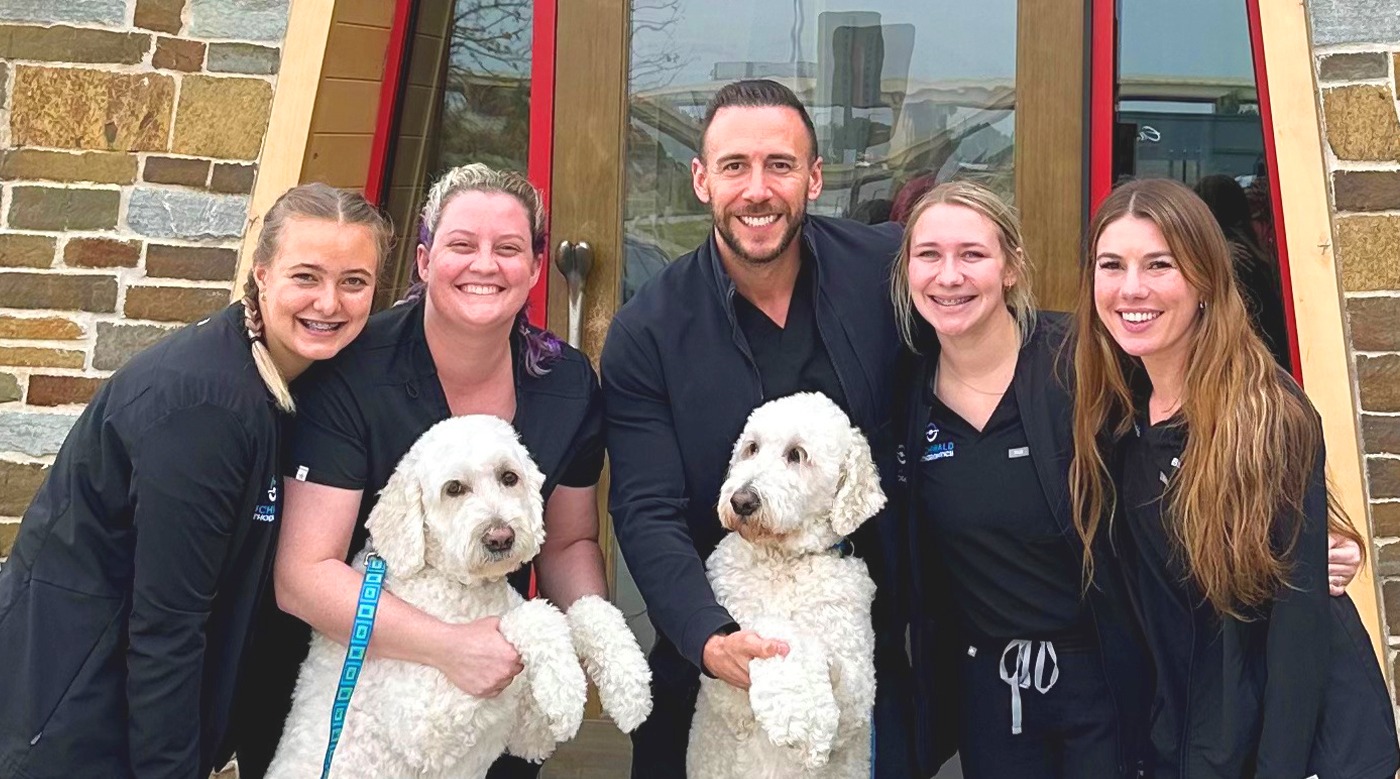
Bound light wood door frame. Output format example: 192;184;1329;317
545;0;631;589
1015;0;1089;313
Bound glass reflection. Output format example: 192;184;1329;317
622;0;1019;302
379;0;533;306
1113;0;1290;369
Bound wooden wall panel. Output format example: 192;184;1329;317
297;0;396;188
1014;0;1088;313
301;134;375;188
1257;0;1385;662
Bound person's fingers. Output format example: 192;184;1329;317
733;632;789;660
1328;572;1347;595
1328;547;1361;565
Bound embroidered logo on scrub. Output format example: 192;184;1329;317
253;477;277;523
921;422;955;462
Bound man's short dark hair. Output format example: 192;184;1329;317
699;79;819;162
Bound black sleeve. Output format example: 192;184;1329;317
285;365;369;490
1255;439;1331;778
124;404;254;778
558;362;605;489
600;319;734;672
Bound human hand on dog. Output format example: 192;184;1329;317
703;630;790;690
435;617;525;697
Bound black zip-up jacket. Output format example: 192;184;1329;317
0;304;283;779
1110;392;1398;779
892;312;1151;777
601;214;913;772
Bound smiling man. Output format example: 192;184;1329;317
601;80;916;777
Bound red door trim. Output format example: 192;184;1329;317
1245;0;1303;382
365;0;415;205
526;0;558;328
1089;0;1116;212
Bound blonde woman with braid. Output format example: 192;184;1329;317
0;183;388;779
1070;178;1397;779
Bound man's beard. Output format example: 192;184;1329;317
713;204;805;266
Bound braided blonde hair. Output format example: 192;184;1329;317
245;183;393;412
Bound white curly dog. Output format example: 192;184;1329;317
266;415;651;779
688;392;887;778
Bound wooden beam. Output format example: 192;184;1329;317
230;0;336;300
1257;0;1386;664
1015;0;1087;313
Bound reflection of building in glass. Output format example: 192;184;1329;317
623;75;1016;259
1116;76;1263;185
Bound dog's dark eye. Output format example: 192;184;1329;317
742;441;758;458
500;470;519;487
443;479;468;497
785;446;806;464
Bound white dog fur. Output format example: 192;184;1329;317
266;415;651;779
687;393;887;779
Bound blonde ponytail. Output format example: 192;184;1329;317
242;273;295;413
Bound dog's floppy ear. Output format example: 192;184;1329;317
829;426;887;537
366;463;426;576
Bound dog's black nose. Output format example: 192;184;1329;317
730;488;761;517
484;525;515;553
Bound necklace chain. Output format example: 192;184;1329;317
937;356;1016;396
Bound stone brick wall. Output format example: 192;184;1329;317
0;0;290;555
1310;0;1400;702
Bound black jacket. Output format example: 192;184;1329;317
0;304;283;779
601;215;914;773
893;312;1151;777
1111;394;1398;779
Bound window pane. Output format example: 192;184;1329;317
1113;0;1291;369
379;0;534;306
622;0;1019;302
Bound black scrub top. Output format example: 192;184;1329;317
0;304;281;779
917;373;1090;643
287;298;605;591
733;252;849;411
1121;416;1220;779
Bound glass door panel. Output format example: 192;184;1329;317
1112;0;1292;370
378;0;536;308
622;1;1022;302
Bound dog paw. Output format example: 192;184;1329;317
499;599;587;742
748;653;839;769
566;595;654;733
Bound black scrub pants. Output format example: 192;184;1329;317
957;639;1121;779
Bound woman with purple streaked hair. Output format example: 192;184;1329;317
244;164;608;779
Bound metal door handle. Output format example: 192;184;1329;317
553;240;594;348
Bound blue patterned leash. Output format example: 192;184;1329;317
320;552;387;779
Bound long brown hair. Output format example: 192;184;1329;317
1067;178;1362;617
244;183;393;412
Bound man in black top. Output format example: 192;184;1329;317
601;80;912;777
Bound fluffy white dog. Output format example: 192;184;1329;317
267;415;651;779
687;393;887;779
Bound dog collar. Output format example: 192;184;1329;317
829;537;855;558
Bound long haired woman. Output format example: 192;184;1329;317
1069;177;1397;778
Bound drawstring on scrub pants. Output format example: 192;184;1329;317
997;639;1059;735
